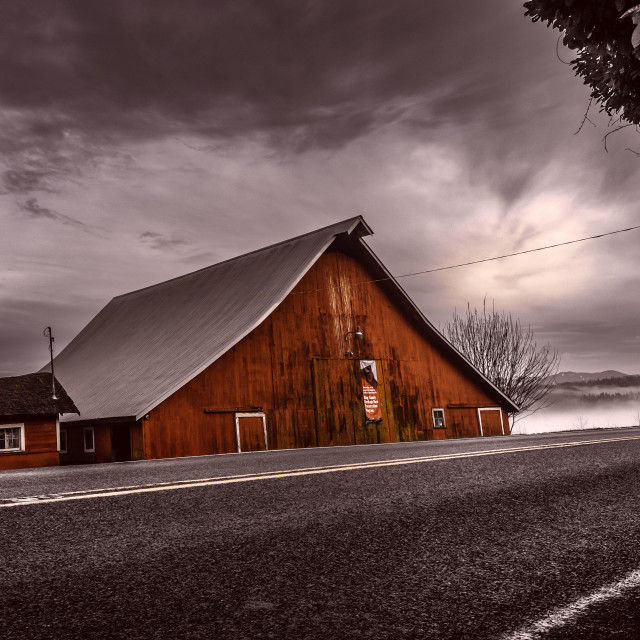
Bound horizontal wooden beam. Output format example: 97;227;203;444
203;407;263;414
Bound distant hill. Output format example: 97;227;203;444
522;371;640;432
546;371;640;409
553;370;629;384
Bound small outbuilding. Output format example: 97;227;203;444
0;372;79;470
44;217;518;464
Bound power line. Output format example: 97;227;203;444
292;223;640;295
384;224;640;280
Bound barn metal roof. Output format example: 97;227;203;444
46;215;517;423
47;217;370;422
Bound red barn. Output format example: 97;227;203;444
45;217;517;464
0;373;79;470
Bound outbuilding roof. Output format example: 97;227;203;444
44;216;518;422
0;372;79;417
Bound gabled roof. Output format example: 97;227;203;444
45;218;372;422
45;216;518;422
0;372;79;417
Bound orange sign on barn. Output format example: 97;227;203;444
360;360;382;423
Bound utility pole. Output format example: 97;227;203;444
44;326;57;400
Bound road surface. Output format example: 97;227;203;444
2;428;640;639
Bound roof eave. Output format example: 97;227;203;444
346;216;373;238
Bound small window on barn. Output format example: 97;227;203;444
0;425;24;452
59;428;67;454
432;409;446;429
83;427;95;453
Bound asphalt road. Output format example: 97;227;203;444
2;428;640;639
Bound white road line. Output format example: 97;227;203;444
505;568;640;639
1;435;640;508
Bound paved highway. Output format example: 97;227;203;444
2;428;640;639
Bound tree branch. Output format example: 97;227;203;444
574;96;596;135
603;123;635;152
445;303;560;424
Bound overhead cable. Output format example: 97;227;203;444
292;223;640;295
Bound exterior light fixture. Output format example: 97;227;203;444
344;326;364;357
345;326;364;342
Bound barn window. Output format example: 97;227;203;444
83;427;95;453
59;428;67;453
432;409;446;429
0;425;24;452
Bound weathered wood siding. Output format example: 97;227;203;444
478;408;505;436
60;424;102;465
60;422;141;465
0;417;59;470
238;416;267;452
145;249;510;459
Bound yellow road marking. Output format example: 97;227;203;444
2;435;640;508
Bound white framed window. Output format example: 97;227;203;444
83;427;95;453
0;424;25;452
59;428;68;454
432;408;446;429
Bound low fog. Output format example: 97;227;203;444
515;406;640;434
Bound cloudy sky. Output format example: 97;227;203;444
2;0;639;377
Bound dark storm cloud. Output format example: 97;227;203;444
0;110;96;193
1;0;594;222
18;197;89;229
538;313;640;372
0;0;527;149
0;326;42;377
0;297;98;376
139;232;188;250
3;169;51;193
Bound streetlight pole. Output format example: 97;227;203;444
44;327;57;400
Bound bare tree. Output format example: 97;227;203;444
445;300;560;428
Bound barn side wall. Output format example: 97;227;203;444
144;249;510;459
0;416;59;471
